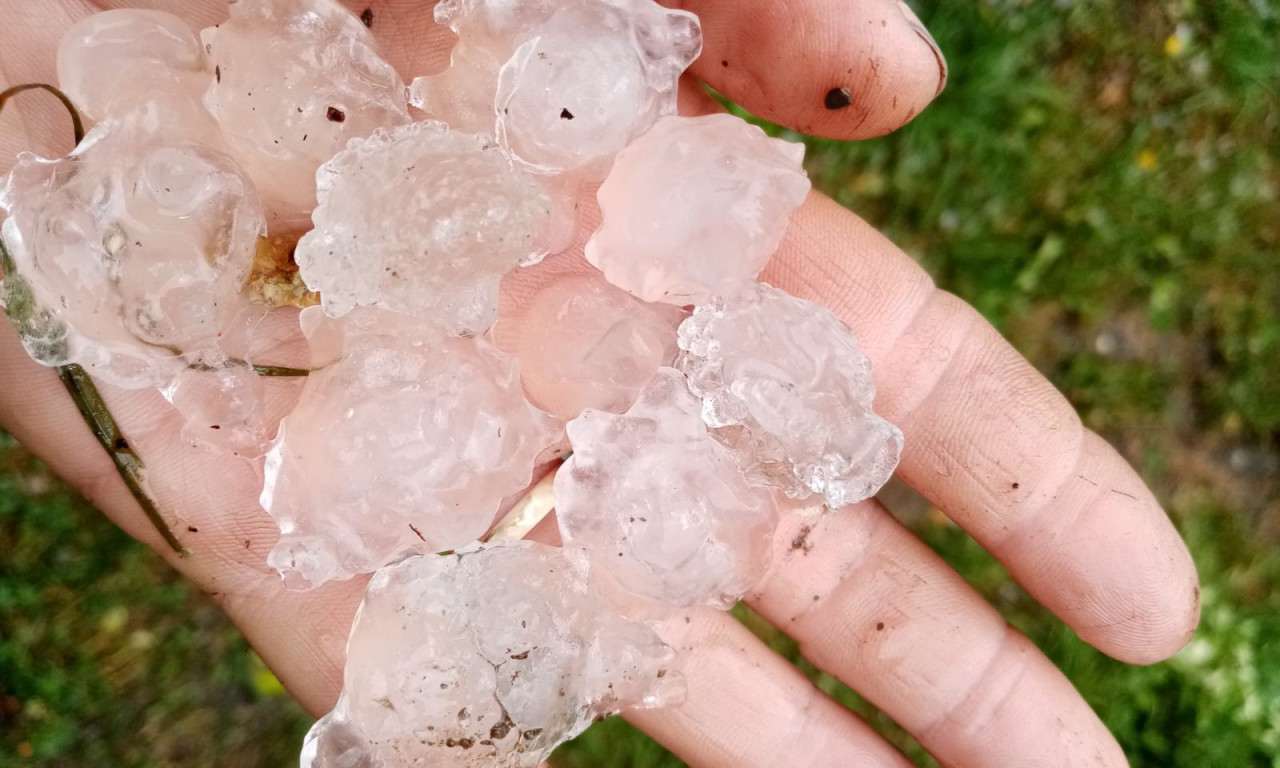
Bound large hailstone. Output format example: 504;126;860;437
0;118;264;390
586;114;811;306
303;541;681;768
493;273;684;421
56;9;218;143
294;122;552;335
413;0;701;178
555;368;778;615
202;0;410;229
261;309;557;589
679;282;903;508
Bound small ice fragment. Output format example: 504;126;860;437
678;282;903;508
163;361;273;458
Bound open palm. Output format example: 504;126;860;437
0;1;1199;766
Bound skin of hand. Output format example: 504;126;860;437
0;2;1200;767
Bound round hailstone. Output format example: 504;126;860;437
494;0;701;177
413;0;701;179
261;309;558;589
56;9;217;141
201;0;409;230
585;114;812;305
678;282;903;508
0;118;264;390
554;367;778;616
493;273;684;421
294;121;553;335
302;540;681;768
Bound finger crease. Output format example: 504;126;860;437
879;289;967;425
985;422;1086;553
915;622;1016;740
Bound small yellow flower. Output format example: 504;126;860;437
250;651;287;696
98;605;128;635
1164;34;1184;57
1136;149;1159;170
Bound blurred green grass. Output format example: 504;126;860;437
3;0;1279;766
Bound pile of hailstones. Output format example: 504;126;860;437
0;1;904;765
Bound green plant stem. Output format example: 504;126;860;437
56;364;189;556
1;83;187;555
251;364;311;377
0;82;85;144
187;359;312;377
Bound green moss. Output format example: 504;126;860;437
0;237;70;365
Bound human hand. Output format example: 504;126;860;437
0;1;1199;766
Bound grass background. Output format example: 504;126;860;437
2;0;1278;765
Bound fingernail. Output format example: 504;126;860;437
896;0;948;96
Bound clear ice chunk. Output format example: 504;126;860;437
0;118;265;390
301;540;681;768
294;121;553;335
678;282;903;508
56;9;216;141
201;0;410;230
554;368;777;615
586;114;812;305
261;309;558;589
413;0;700;179
493;273;684;421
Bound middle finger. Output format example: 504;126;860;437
750;501;1128;767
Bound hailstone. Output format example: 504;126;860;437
679;282;903;508
302;540;681;768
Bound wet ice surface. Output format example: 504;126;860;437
56;1;411;232
587;114;811;305
555;368;779;617
201;0;409;229
162;360;273;458
0;117;264;390
494;273;684;421
294;122;552;335
261;309;557;589
56;9;216;141
679;282;903;508
302;540;682;768
413;0;700;179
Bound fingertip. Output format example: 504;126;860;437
1101;590;1200;667
999;430;1203;667
1073;437;1202;666
1076;506;1202;666
894;0;948;98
